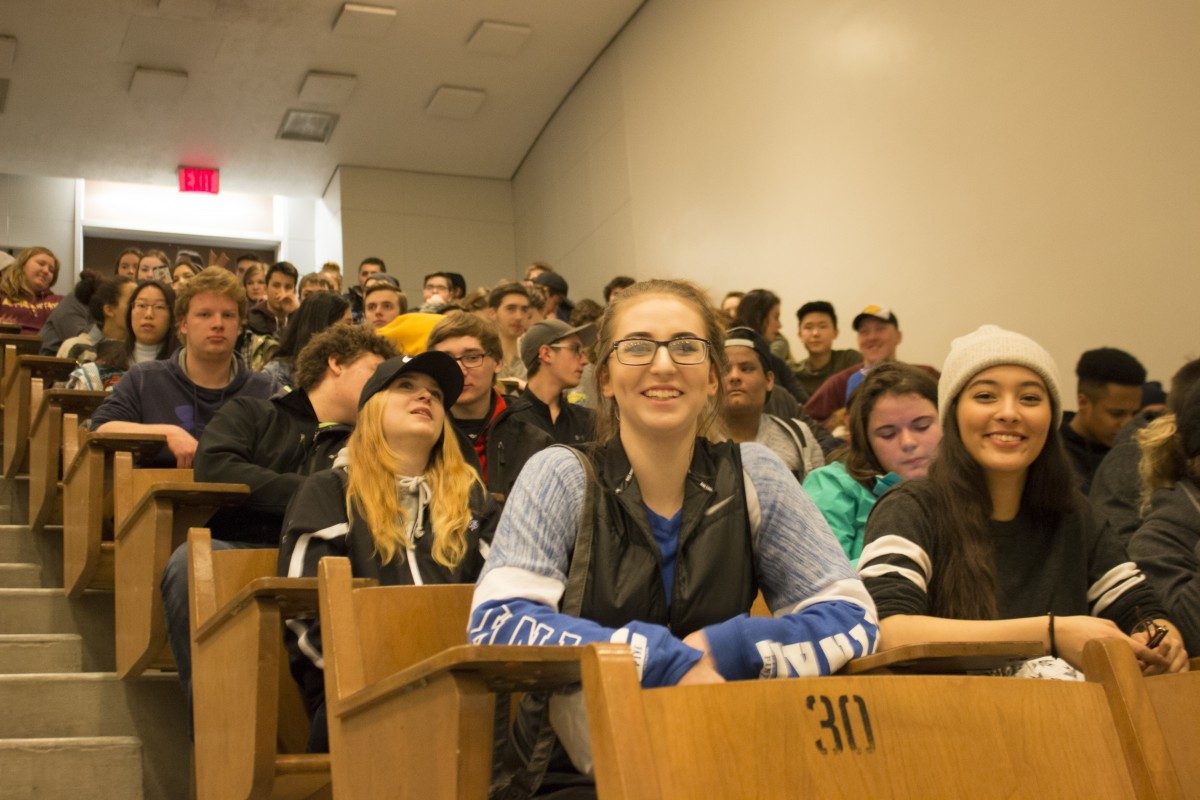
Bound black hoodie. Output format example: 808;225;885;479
90;350;279;467
1130;480;1200;653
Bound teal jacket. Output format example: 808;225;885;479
802;461;901;566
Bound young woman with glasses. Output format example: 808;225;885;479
123;280;177;364
472;279;878;796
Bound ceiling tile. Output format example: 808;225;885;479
466;20;532;57
119;15;224;65
332;3;397;37
426;85;486;119
299;71;358;104
128;67;188;100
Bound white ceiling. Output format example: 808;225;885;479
0;0;644;196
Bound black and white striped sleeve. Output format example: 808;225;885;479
1083;507;1166;632
858;486;935;619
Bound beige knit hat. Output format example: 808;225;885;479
939;324;1063;426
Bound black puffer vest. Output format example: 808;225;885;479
576;437;758;636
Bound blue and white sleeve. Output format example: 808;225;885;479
703;443;879;680
468;447;702;687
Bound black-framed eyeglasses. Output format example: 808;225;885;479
448;351;487;369
609;337;711;366
1134;609;1169;649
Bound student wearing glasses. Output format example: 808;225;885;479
124;280;178;364
507;318;596;445
426;312;554;501
471;279;878;795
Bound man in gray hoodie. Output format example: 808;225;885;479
90;266;279;466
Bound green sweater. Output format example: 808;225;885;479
802;461;900;566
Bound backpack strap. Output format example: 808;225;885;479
490;445;597;799
766;414;822;479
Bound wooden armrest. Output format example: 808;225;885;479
84;431;168;454
0;323;24;335
18;355;78;380
147;483;250;503
62;431;168;482
337;645;598;721
31;389;109;430
41;389;108;416
115;482;250;541
843;641;1044;675
194;576;377;644
0;333;41;348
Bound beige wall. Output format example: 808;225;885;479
0;173;77;294
513;0;1200;390
336;166;516;297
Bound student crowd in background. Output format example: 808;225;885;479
2;240;1196;794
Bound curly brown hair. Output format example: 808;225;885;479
292;324;397;392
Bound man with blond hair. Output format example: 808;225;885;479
91;266;279;467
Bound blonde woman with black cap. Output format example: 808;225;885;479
860;324;1189;676
278;351;496;752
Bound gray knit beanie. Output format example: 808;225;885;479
939;325;1063;427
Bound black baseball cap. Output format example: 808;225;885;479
724;326;774;372
358;352;464;410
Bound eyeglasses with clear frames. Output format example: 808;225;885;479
548;343;587;358
609;337;711;366
133;302;169;314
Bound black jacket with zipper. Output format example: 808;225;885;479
193;388;351;546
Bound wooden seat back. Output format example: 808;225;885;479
112;451;250;677
318;558;507;800
28;388;107;531
61;431;165;596
582;643;1154;800
1086;639;1192;799
2;353;76;479
189;528;327;800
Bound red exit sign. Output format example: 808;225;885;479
178;166;220;194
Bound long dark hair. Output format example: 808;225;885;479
732;289;780;337
271;292;351;362
841;363;938;488
923;390;1077;620
124;280;177;361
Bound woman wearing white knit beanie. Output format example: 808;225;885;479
857;324;1189;675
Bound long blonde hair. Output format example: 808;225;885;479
344;391;479;568
0;247;59;300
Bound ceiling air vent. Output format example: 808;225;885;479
277;109;339;143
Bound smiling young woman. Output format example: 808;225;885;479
859;325;1190;676
472;279;878;796
0;246;62;334
804;362;941;566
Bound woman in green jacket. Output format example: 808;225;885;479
803;362;941;564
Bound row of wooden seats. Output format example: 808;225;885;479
9;334;1200;799
0;339;249;678
186;523;1200;800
